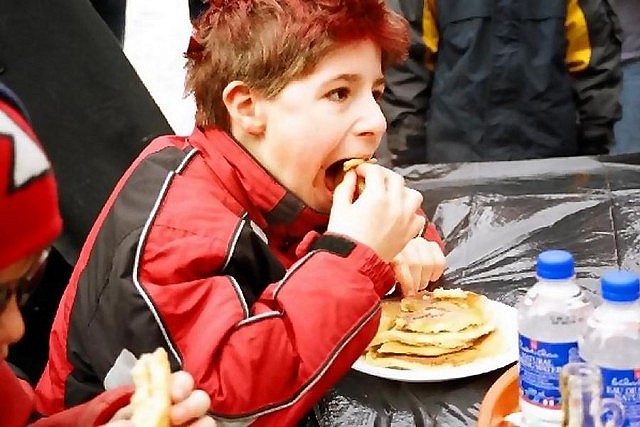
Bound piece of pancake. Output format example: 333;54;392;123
377;340;471;357
399;288;468;311
397;289;490;333
379;315;496;349
379;299;402;330
365;327;505;370
368;299;402;349
363;289;505;371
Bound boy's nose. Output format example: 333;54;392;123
355;96;387;138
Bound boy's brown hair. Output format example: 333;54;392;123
185;0;409;130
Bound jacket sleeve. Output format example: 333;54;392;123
423;221;445;252
140;229;396;426
0;361;132;427
566;0;622;155
415;207;445;252
31;387;133;427
379;0;437;167
0;361;35;427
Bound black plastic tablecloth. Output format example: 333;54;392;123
314;154;640;427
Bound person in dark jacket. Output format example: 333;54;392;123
0;83;214;426
609;0;640;154
380;0;622;165
90;0;127;45
35;1;446;425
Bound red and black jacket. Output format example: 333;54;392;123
36;128;443;426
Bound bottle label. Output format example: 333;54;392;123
518;335;582;409
601;367;640;427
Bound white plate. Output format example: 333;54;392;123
351;299;518;382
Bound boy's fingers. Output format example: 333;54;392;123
103;421;134;427
411;214;427;239
384;168;405;193
189;416;218;427
419;262;434;290
428;242;446;282
359;163;385;191
393;261;417;296
170;389;211;425
109;404;133;421
415;240;436;288
170;371;195;402
406;188;424;213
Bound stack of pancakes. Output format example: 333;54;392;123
365;288;504;370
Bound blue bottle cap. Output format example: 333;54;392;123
601;270;640;302
536;250;575;280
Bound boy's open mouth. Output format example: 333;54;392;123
324;158;372;193
325;160;349;192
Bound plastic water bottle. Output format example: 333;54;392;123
517;250;594;425
580;270;640;427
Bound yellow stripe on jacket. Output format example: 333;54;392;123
565;0;591;72
422;0;439;71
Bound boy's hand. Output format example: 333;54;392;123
167;371;214;426
328;163;425;262
391;237;446;296
106;371;215;426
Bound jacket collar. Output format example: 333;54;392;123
188;127;329;242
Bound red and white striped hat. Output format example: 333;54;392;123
0;84;62;270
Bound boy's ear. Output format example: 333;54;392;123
222;81;266;136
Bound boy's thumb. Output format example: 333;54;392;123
333;170;357;203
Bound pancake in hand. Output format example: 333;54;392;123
130;348;172;427
334;158;376;198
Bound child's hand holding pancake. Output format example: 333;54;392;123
333;158;371;198
107;348;214;427
328;162;425;262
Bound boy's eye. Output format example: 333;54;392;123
373;88;384;101
326;87;351;102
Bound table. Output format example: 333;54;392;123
314;154;640;426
